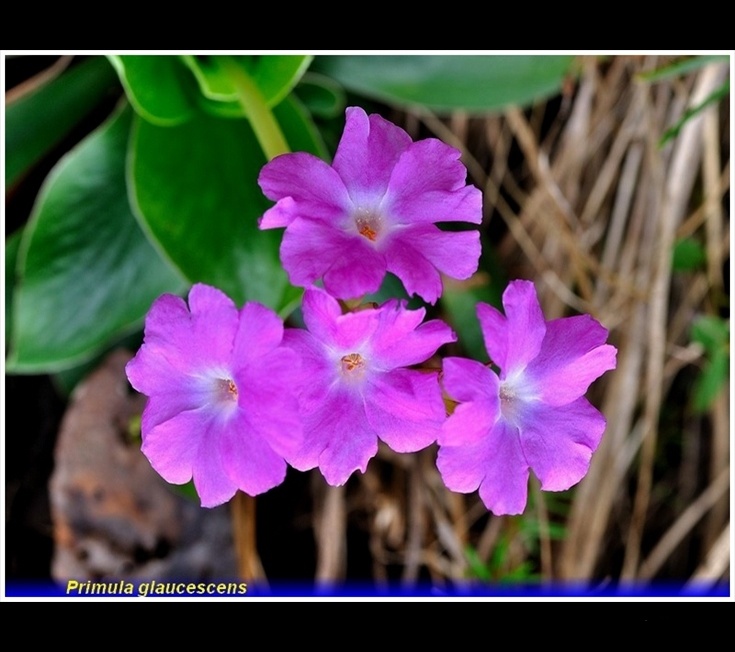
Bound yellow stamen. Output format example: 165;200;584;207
341;353;365;373
354;207;381;242
357;222;378;241
227;379;238;397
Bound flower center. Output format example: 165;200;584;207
354;207;382;242
214;377;239;403
498;381;520;424
499;383;514;404
340;352;366;376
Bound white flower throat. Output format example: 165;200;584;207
353;207;383;242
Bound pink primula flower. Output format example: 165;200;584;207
283;286;456;485
258;106;482;304
126;284;303;508
438;280;617;515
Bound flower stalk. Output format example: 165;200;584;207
223;56;290;161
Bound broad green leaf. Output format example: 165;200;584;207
129;96;320;311
109;55;198;125
311;55;575;113
182;55;313;119
295;72;347;119
246;56;313;107
5;230;22;346
672;238;706;271
273;95;329;161
51;331;143;397
6;105;184;373
6;56;118;188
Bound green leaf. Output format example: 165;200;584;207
6;56;118;188
365;272;411;305
182;55;313;119
5;230;22;346
521;518;568;541
295;72;347;119
637;55;730;83
659;80;729;147
464;545;492;582
242;55;313;107
311;55;575;113
672;238;706;271
51;331;143;397
691;315;729;413
693;350;729;413
129;96;320;312
273;95;329;161
691;315;729;355
6;105;184;373
109;55;198;125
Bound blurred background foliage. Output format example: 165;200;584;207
4;53;730;592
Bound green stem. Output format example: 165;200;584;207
222;56;290;160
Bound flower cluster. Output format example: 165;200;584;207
127;107;616;515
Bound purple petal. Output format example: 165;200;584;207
383;237;443;304
258;152;351;228
436;436;488;494
441;360;500;451
219;410;288;497
371;303;455;368
191;423;239;508
406;226;481;281
385;139;482;225
127;285;239;396
139;386;207;434
441;401;496;448
526;315;618;405
291;386;377;486
495;280;546;374
520;397;606;491
126;294;191;392
236;347;304;461
438;417;529;516
476;303;507;370
280;217;386;298
231;301;284;364
141;406;214;486
281;326;335;400
332;107;412;200
441;357;499;404
322;244;387;301
299;286;344;344
476;419;530;515
300;287;380;351
365;369;445;452
186;284;240;368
